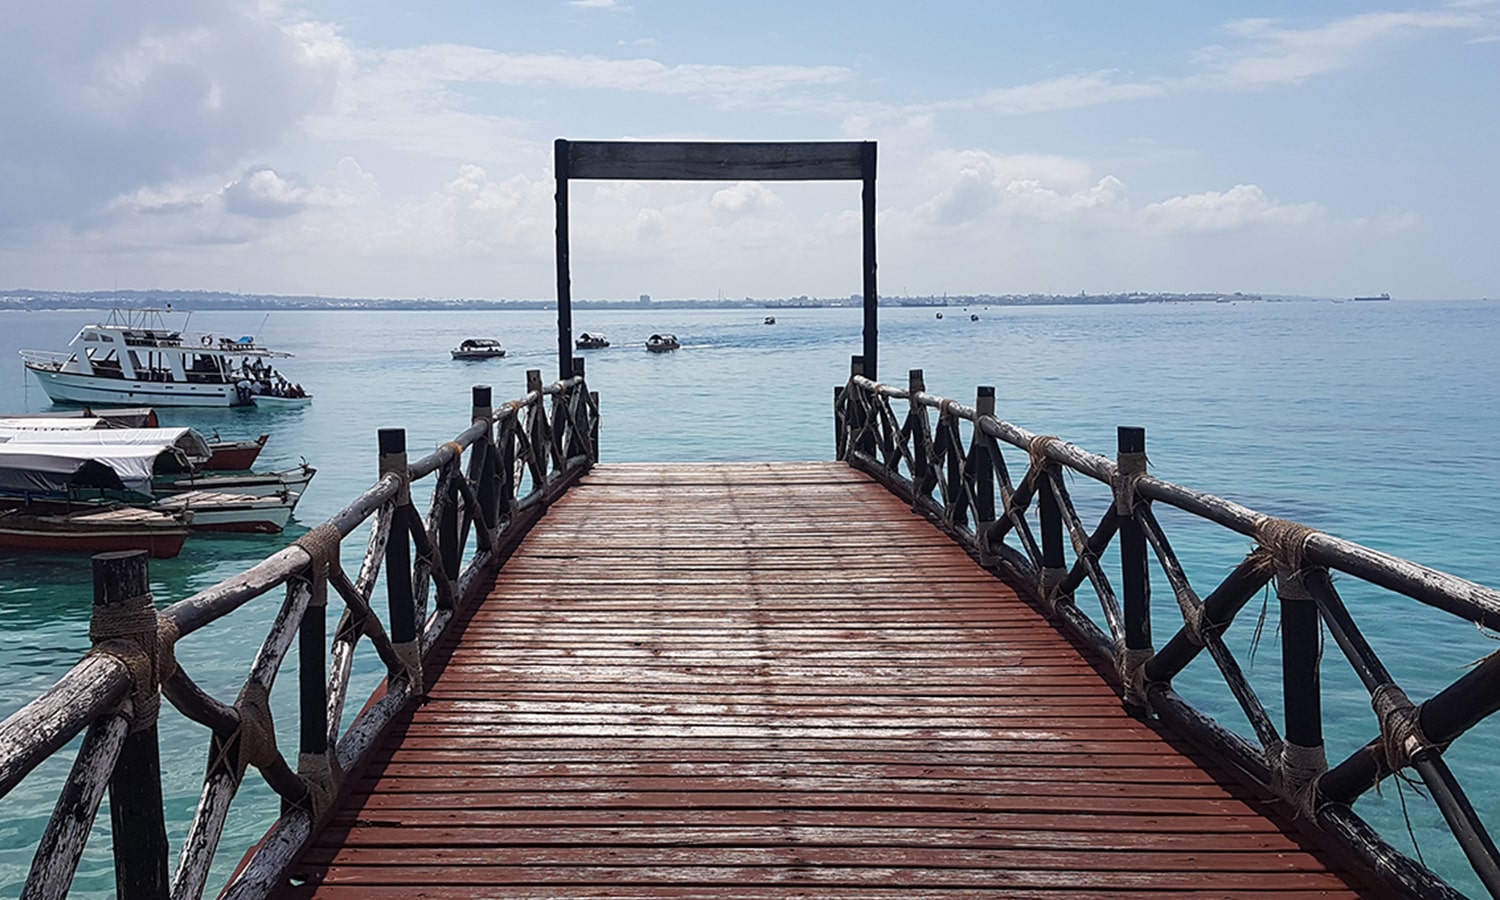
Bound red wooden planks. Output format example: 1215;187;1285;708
282;463;1368;897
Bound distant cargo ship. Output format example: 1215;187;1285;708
1353;292;1391;302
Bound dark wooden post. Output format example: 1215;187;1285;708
908;369;928;490
861;141;878;381
379;428;417;682
849;356;873;458
1280;564;1325;805
833;383;847;460
554;139;574;381
92;550;168;900
1037;455;1069;607
472;385;499;530
1117;427;1152;710
973;386;996;525
297;538;329;789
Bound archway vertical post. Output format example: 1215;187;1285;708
861;141;878;381
555;139;574;381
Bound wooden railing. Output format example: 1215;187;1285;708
0;367;598;899
836;362;1500;900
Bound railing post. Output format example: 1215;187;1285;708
973;386;996;519
1117;426;1152;712
92;550;168;900
907;369;928;494
1279;563;1326;816
297;534;330;798
1037;457;1069;608
379;428;419;685
849;356;873;458
472;385;499;530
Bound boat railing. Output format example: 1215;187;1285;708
0;365;600;899
836;362;1500;899
17;349;72;368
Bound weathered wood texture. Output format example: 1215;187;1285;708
281;463;1368;897
563;140;868;181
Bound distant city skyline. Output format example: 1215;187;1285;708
1;2;1496;301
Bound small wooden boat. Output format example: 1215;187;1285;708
154;463;315;508
575;332;610;349
646;333;680;353
202;433;269;471
154;489;294;534
451;339;507;360
0;503;190;558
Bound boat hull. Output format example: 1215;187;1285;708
25;366;242;408
154;490;294;534
0;508;189;558
203;435;269;471
155;465;315;506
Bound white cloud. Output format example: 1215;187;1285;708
711;182;783;217
1142;184;1321;234
1194;9;1488;88
0;1;342;231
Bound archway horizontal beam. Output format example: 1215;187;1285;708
562;140;868;181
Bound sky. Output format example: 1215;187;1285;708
1;1;1496;301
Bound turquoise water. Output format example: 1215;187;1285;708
1;301;1498;895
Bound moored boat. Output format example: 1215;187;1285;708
763;316;776;325
202;433;269;471
0;503;190;558
153;463;315;508
645;333;680;353
153;489;295;534
451;338;506;360
19;308;308;408
575;332;610;349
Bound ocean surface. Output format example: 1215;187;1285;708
1;300;1498;896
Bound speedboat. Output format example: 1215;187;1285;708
575;332;610;349
451;339;506;360
646;333;680;353
19;308;309;408
763;316;776;325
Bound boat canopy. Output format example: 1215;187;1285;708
0;443;189;496
0;426;211;461
0;417;102;431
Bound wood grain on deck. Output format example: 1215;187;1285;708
285;462;1365;898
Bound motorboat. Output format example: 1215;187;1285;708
19;308;309;408
0;503;190;558
575;332;610;349
645;333;680;353
763;316;776;325
153;489;295;534
451;339;506;360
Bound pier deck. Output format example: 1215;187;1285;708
284;462;1365;897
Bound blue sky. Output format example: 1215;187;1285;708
1;1;1496;300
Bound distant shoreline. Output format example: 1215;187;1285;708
0;289;1387;312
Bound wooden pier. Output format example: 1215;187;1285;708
286;463;1365;897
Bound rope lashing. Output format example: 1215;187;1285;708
443;441;464;460
295;522;342;609
1114;450;1148;515
1257;516;1318;575
1276;739;1328;819
298;751;338;823
1025;435;1061;493
1117;644;1154;709
87;593;161;732
1372;683;1436;774
234;682;280;772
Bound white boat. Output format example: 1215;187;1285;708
153;489;295;534
154;463;315;508
19;308;310;408
451;338;506;360
646;333;680;353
